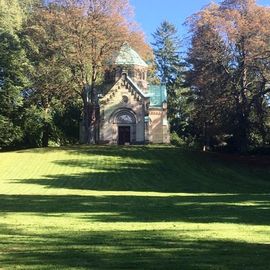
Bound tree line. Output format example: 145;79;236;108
153;0;270;153
0;0;269;153
0;0;151;148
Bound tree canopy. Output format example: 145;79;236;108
185;0;270;152
0;0;270;153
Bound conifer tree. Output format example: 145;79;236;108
151;21;181;85
151;21;185;135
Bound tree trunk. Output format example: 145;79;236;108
81;69;99;144
235;107;250;152
41;103;50;148
42;122;50;147
82;86;91;144
237;51;249;153
237;114;249;153
88;70;98;144
255;96;267;146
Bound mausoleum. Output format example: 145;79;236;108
84;43;170;145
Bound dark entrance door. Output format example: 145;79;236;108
118;126;131;145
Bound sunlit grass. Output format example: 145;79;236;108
0;146;270;269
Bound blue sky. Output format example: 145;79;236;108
130;0;270;44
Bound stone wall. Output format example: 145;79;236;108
149;106;170;144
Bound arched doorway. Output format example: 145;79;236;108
113;110;136;145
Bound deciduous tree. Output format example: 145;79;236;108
0;1;32;148
25;0;150;144
186;0;270;152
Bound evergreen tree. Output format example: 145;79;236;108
0;0;23;33
151;21;181;85
151;21;187;138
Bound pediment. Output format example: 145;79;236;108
100;75;148;106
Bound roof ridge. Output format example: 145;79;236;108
126;76;147;98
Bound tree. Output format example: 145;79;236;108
0;0;24;33
151;21;187;138
0;31;30;148
25;0;150;144
0;0;41;33
22;6;76;147
0;0;33;148
185;23;233;150
186;0;270;152
151;21;181;85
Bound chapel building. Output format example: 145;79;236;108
97;43;170;145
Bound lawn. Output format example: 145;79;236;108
0;145;270;269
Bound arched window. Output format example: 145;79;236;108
114;110;136;124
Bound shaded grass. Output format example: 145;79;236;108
0;145;270;269
1;228;270;270
0;194;270;225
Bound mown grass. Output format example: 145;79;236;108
0;145;270;269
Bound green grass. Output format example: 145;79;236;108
0;145;270;269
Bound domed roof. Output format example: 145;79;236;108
115;43;148;68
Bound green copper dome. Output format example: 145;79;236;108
115;43;148;67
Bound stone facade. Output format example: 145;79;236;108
97;44;170;145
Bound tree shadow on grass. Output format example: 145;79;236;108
8;146;270;225
13;146;270;194
64;145;270;168
2;146;270;268
0;224;269;270
14;146;270;194
0;193;270;225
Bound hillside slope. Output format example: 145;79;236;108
0;146;270;269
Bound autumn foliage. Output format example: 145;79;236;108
186;0;270;152
23;0;151;144
1;0;270;152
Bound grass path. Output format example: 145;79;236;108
0;146;270;269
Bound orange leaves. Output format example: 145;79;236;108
27;0;150;92
188;0;270;64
